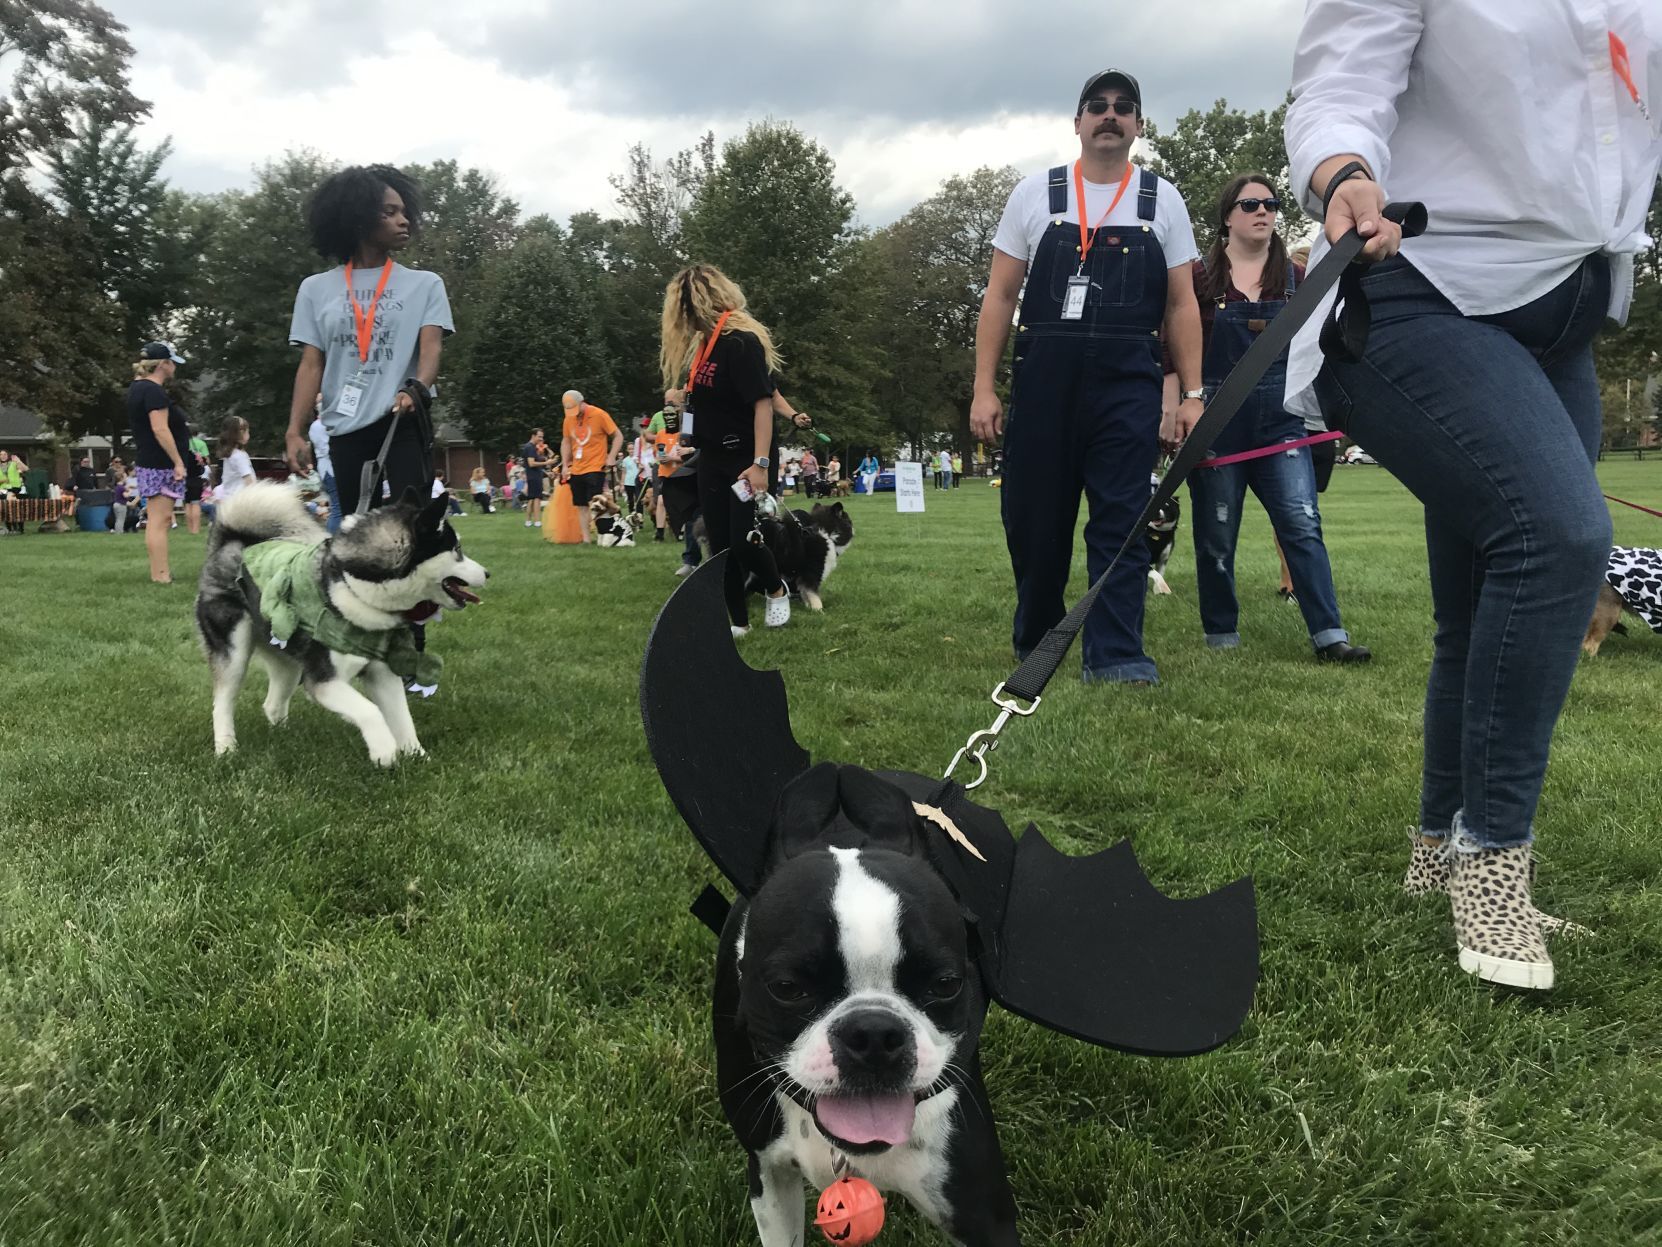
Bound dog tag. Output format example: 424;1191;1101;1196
1061;274;1089;321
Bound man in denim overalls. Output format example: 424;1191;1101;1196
973;70;1207;685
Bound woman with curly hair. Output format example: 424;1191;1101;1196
660;265;790;636
283;164;454;515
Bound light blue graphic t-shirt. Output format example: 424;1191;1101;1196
289;262;455;436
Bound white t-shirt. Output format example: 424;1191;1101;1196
308;416;333;479
992;166;1200;273
431;477;446;499
219;449;254;501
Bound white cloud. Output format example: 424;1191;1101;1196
109;0;1302;226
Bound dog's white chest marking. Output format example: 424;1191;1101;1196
766;1088;959;1226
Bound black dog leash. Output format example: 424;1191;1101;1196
354;379;436;516
946;206;1428;789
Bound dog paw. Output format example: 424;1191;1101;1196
264;708;288;727
398;742;427;759
214;740;237;757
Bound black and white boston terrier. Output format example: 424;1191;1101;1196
714;763;1018;1246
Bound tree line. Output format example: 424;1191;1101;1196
5;1;1658;464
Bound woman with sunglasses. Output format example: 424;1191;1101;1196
1167;173;1369;664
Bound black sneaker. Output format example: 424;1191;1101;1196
1317;640;1372;663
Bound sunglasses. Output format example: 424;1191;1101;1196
1081;97;1137;117
1232;196;1281;214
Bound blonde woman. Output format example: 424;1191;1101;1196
126;342;189;583
468;466;495;513
660;265;790;636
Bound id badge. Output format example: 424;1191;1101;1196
1061;274;1089;321
336;373;367;419
681;409;695;438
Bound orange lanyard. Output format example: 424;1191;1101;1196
343;259;394;365
1073;160;1136;272
687;309;733;390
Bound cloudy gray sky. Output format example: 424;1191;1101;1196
110;0;1306;225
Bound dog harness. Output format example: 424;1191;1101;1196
240;539;442;685
1607;546;1662;632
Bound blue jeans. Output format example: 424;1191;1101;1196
322;471;342;535
1315;254;1611;849
1187;389;1348;651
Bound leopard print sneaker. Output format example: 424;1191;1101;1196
1403;831;1590;939
1449;843;1554;990
1403;831;1451;896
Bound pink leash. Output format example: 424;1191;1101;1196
1195;430;1345;469
1605;494;1662;521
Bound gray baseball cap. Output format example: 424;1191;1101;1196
1078;69;1141;115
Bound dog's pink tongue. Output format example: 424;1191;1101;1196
814;1093;916;1146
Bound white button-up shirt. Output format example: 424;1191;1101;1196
1283;0;1661;418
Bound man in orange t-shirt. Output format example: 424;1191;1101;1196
559;390;623;541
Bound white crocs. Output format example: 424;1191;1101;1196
764;591;791;628
730;625;751;639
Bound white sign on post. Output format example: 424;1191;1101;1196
895;461;926;513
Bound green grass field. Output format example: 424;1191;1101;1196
3;463;1660;1246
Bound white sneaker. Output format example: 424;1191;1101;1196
674;563;694;577
730;625;751;639
524;520;535;527
765;592;791;628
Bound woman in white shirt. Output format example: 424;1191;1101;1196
1286;0;1660;992
216;417;255;503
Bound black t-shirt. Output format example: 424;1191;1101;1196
126;380;189;470
688;328;773;450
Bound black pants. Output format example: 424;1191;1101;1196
330;413;434;516
696;448;782;628
625;482;644;514
472;491;494;512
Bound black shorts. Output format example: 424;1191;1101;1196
524;472;545;500
1310;437;1336;493
568;472;607;506
184;470;205;504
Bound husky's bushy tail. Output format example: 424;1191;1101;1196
209;481;320;554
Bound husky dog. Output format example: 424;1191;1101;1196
589;494;637;547
195;483;488;766
753;502;854;611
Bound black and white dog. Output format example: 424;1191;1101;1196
1145;471;1181;595
195;483;488;766
754;501;855;612
716;764;1017;1246
589;495;636;547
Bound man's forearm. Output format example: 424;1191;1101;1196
1310;154;1375;213
974;291;1018;395
1163;304;1203;393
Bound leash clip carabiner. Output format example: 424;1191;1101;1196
944;683;1042;790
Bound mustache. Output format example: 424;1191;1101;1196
1094;123;1123;136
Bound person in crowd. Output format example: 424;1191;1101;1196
469;466;495;513
108;462;131;534
69;456;98;493
857;451;879;496
0;449;21;497
660;264;791;633
306;395;341;535
432;469;465;516
1286;0;1661;990
127;342;191;583
799;445;820;498
559;391;623;537
938;446;954;489
283;164;452;519
973;70;1205;686
217;416;255;504
952;450;964;485
826;454;842;490
1165;172;1369;663
521;429;551;527
181;416;208;534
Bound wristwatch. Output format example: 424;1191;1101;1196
1181;389;1205;402
753;456;771;468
